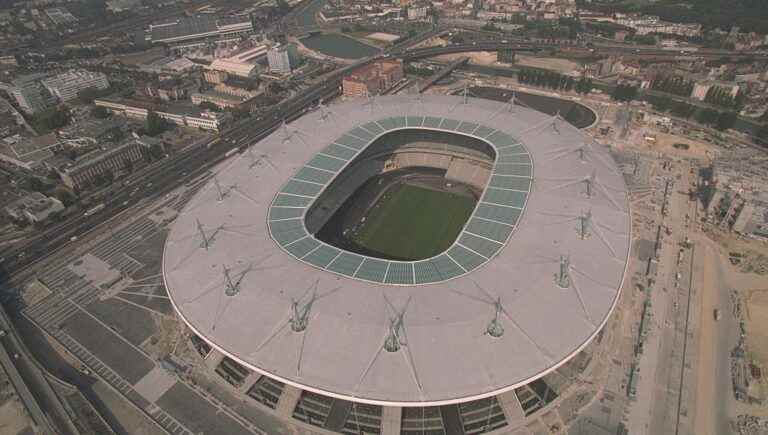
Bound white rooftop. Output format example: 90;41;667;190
162;94;632;406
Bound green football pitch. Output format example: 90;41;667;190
352;183;475;260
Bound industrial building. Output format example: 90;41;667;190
145;79;188;101
94;98;230;132
41;70;109;103
0;73;54;114
163;95;631;434
342;59;404;97
191;90;248;110
207;45;269;78
3;192;64;223
57;139;146;190
148;15;254;44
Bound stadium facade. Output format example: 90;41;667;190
163;95;631;434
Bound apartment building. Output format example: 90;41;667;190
342;59;404;98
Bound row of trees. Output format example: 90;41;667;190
651;96;738;131
577;0;768;34
517;68;594;94
651;75;695;98
611;84;639;102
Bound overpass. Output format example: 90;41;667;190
400;42;541;60
419;57;470;92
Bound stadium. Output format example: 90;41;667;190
162;94;631;434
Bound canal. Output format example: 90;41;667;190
300;33;380;60
294;0;326;27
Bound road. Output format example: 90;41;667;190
691;235;740;435
0;76;344;284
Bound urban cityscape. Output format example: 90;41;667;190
0;0;767;434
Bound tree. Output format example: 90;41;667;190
53;187;76;206
27;177;47;193
695;108;719;125
714;111;737;131
229;107;250;121
755;124;768;148
146;143;165;161
652;96;673;112
103;126;124;143
31;106;70;132
198;101;221;112
78;86;108;104
670;101;695;119
145;111;168;137
91;106;110;119
612;84;639;102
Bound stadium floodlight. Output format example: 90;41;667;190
486;297;505;338
577;209;592;239
555;255;571;289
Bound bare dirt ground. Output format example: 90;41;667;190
704;231;768;417
744;290;768;366
433;50;498;65
430;52;581;73
625;127;719;162
0;398;33;435
412;36;448;49
111;47;166;66
513;55;580;74
650;131;720;160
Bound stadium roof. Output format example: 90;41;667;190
163;94;631;406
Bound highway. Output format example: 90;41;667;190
5;24;768;284
1;78;343;284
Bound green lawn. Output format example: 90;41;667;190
352;184;475;260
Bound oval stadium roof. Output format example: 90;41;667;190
162;94;632;406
